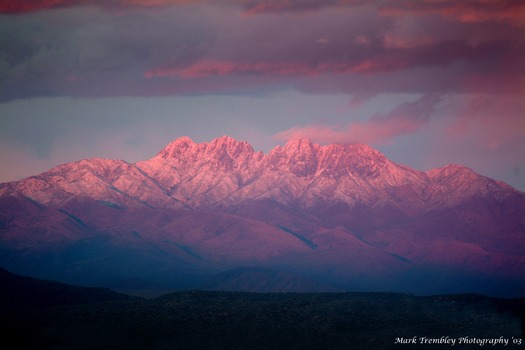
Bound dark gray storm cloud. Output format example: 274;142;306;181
0;5;216;100
1;1;523;101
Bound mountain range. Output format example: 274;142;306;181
1;136;524;297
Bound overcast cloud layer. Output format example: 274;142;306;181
1;0;524;190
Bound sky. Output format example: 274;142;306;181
0;0;524;191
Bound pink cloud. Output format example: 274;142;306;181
5;0;524;29
350;58;410;74
237;0;525;27
143;33;519;84
238;0;354;15
0;0;199;13
3;0;524;100
124;0;198;5
383;33;439;49
147;58;427;81
448;95;525;151
145;60;400;82
274;94;443;145
379;0;525;26
144;60;318;79
0;0;79;13
146;59;408;80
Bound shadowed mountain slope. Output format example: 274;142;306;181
1;136;524;297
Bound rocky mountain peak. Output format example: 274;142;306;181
266;139;319;176
157;136;196;159
426;164;486;187
282;138;314;150
2;135;519;211
204;136;255;159
344;143;386;159
1;135;524;297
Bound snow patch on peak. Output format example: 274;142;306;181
5;134;521;214
283;138;314;149
156;135;256;161
212;135;241;144
175;135;194;143
344;143;383;157
151;137;197;161
206;136;255;156
167;136;195;147
160;136;196;157
443;163;473;172
426;164;474;179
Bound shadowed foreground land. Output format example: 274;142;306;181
2;290;524;350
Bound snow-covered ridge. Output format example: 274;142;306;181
0;136;517;210
1;136;524;297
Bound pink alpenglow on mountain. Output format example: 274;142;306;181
0;136;524;297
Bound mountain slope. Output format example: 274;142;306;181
1;136;524;297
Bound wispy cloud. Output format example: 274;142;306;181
274;94;444;145
0;0;200;13
378;0;525;26
448;95;525;151
144;60;318;79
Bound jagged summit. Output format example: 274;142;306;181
282;138;314;149
156;136;383;161
159;136;196;157
0;135;524;297
1;135;518;211
154;135;256;161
